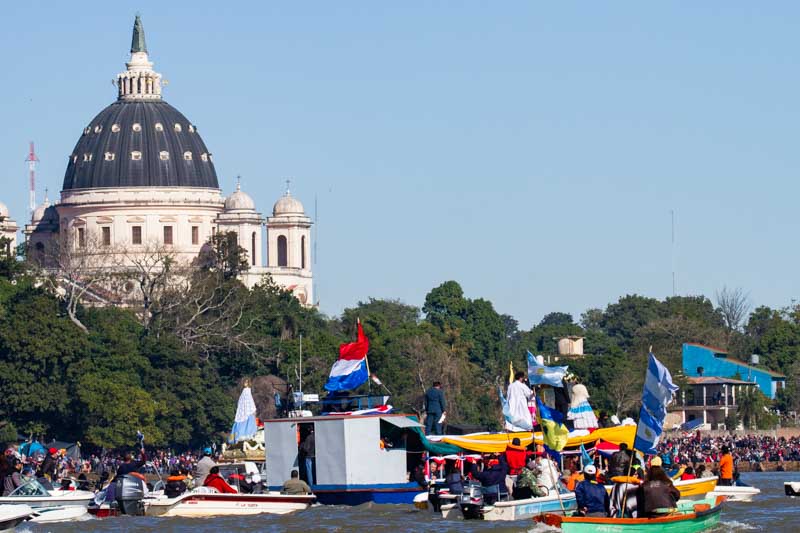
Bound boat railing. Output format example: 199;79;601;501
320;394;391;413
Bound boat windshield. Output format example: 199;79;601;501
9;479;52;497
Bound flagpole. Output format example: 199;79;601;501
534;386;567;515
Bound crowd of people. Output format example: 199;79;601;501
656;433;800;469
0;441;312;498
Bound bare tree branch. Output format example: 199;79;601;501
716;286;751;333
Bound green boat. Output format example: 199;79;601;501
533;495;724;533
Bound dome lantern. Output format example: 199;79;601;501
117;15;162;101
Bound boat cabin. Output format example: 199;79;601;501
264;413;425;504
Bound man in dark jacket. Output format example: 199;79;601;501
575;464;609;517
424;382;447;435
470;454;509;504
608;443;632;478
116;449;147;478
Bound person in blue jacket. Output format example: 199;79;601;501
574;464;609;517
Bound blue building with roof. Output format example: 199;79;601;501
682;343;786;399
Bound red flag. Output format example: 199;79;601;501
339;321;369;361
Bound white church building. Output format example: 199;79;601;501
17;16;313;305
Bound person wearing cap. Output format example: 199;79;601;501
718;446;734;486
574;464;609;517
637;456;680;517
194;447;216;487
38;447;59;481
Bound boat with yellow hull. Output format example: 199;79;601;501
605;477;717;501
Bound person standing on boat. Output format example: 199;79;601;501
424;382;447;435
194;447;216;486
505;372;533;432
718;445;734;486
574;464;609;517
300;427;316;486
608;442;632;478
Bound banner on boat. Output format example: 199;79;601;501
324;321;370;392
633;352;678;454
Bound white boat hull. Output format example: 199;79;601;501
145;491;315;517
0;490;93;523
30;505;91;523
0;505;34;531
785;481;800;497
709;485;760;502
440;491;577;521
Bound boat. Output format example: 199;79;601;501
785;481;800;497
265;413;428;504
709;484;760;502
144;487;315;517
534;495;725;532
0;505;34;531
0;479;93;523
605;477;717;502
440;487;577;521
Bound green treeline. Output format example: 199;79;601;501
0;247;798;448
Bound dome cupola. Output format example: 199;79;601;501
272;184;305;216
61;16;219;191
224;179;256;211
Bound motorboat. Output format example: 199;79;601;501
144;487;316;517
709;484;760;502
785;481;800;497
534;495;725;533
0;479;93;523
0;504;34;531
440;487;577;521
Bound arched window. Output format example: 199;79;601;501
277;235;287;267
301;236;306;269
251;232;256;266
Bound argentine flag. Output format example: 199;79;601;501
527;351;568;387
633;353;679;454
325;321;370;392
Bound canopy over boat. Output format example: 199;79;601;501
429;425;636;453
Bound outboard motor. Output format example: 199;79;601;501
458;480;485;520
115;475;146;516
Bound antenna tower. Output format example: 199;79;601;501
25;142;39;216
671;209;677;296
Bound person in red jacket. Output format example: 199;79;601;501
504;438;528;475
203;466;237;494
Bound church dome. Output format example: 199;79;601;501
61;16;219;191
224;183;256;211
31;198;51;224
0;202;9;219
273;192;305;216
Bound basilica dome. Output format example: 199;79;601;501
61;15;218;192
62;101;218;190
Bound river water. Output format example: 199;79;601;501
21;471;800;532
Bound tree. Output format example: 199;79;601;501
116;241;178;331
36;230;114;333
423;281;468;330
716;286;751;333
599;295;664;349
197;231;250;280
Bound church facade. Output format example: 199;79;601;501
17;16;313;305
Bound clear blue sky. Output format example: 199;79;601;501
2;2;799;328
